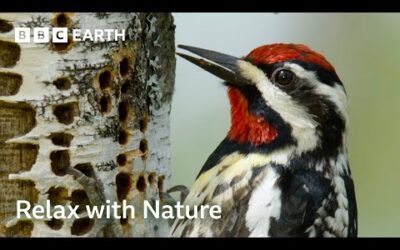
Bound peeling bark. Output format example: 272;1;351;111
0;13;175;237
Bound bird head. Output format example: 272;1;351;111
177;44;348;156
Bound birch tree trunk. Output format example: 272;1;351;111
0;13;175;237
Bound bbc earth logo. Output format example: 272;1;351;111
15;27;126;43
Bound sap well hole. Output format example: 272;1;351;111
45;218;63;230
99;94;112;114
47;186;69;206
49;132;74;147
74;163;95;178
99;70;112;90
117;153;127;166
136;175;146;192
139;139;148;160
71;217;94;236
50;150;70;176
118;101;129;122
4;221;34;237
55;13;69;27
53;102;79;125
0;40;20;67
121;81;129;94
158;175;165;193
0;72;23;96
118;129;130;145
148;173;156;187
0;19;13;33
53;77;71;90
119;58;130;77
120;217;129;226
116;172;131;201
51;35;74;53
71;190;90;213
139;116;148;133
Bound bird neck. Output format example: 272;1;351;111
227;88;277;146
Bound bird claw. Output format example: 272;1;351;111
160;192;177;207
65;166;122;237
160;185;190;207
167;185;189;202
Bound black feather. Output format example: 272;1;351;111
269;164;333;237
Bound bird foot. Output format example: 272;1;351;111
160;185;190;206
65;166;122;237
167;185;190;202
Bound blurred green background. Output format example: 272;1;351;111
170;13;400;237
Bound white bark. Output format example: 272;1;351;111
0;13;175;237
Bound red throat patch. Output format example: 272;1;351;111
227;88;277;146
246;43;336;72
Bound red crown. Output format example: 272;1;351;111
246;43;335;72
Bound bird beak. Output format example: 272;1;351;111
177;45;249;86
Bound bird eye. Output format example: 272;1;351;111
272;69;296;86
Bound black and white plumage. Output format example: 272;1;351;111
171;44;357;237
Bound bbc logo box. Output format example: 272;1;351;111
14;27;126;44
15;27;68;43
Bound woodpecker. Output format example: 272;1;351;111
171;43;357;237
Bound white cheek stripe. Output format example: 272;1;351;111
236;61;349;154
237;60;319;154
285;63;349;128
315;83;348;127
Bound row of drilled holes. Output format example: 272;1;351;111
51;13;73;53
40;171;164;228
45;186;93;235
117;173;159;226
99;56;131;115
1;13;132;236
48;50;94;234
56;62;112;235
49;14;151;233
98;70;112;115
116;63;149;159
113;171;164;227
56;33;134;232
67;51;139;231
50;61;78;124
0;19;35;237
116;140;148;167
50;13;75;89
46;155;96;236
47;105;95;235
50;150;96;179
0;15;90;237
115;172;165;201
45;216;93;236
116;53;151;227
